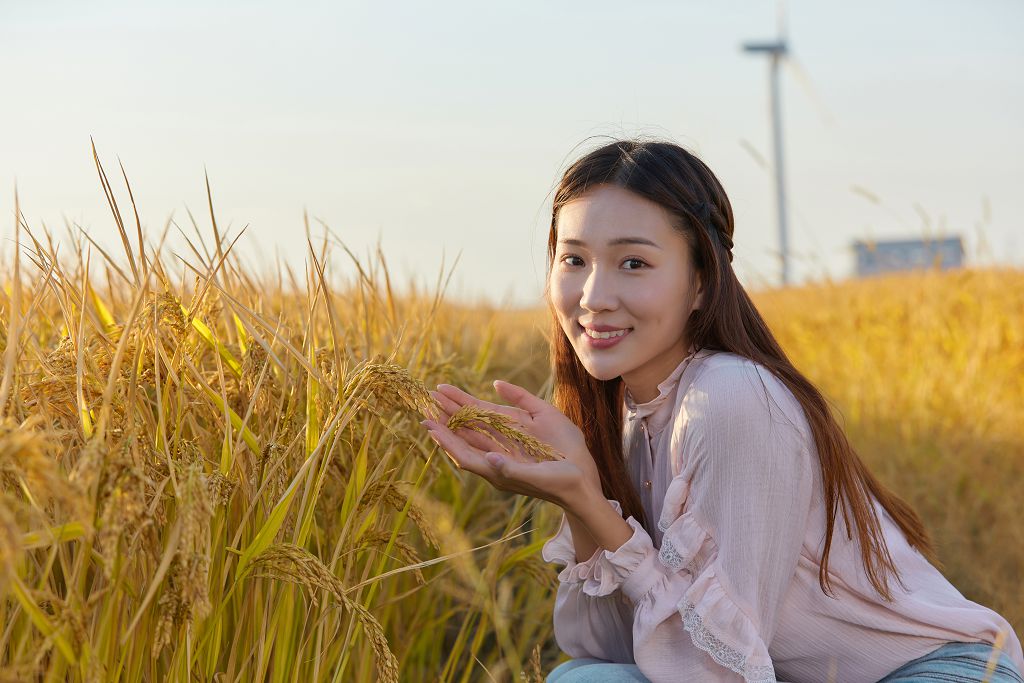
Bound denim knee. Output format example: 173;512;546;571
546;657;650;683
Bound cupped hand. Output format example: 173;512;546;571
420;416;593;509
422;380;603;500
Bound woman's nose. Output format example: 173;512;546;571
579;269;617;312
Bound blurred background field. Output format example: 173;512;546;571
1;209;1021;680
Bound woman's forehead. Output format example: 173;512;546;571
557;187;681;247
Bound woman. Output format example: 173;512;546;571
419;138;1024;682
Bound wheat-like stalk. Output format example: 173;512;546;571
343;357;441;420
357;480;440;550
520;643;545;683
445;405;561;462
350;530;426;586
246;543;399;683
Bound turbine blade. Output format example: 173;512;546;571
739;138;770;171
784;55;835;126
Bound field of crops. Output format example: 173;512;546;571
2;192;1021;680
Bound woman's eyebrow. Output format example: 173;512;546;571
558;237;661;248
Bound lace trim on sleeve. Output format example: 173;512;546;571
675;563;778;683
681;600;777;683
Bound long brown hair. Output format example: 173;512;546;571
544;137;938;600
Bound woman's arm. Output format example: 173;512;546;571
564;481;636;558
564;510;601;563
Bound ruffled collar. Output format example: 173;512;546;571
624;345;708;434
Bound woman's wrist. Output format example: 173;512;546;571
563;476;635;555
562;473;603;517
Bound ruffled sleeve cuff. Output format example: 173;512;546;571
678;563;777;683
541;499;667;600
540;498;623;575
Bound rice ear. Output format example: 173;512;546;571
446;405;561;462
342;358;442;419
245;543;400;683
357;481;440;551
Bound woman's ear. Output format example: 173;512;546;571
692;273;705;311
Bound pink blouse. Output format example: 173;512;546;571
541;348;1023;683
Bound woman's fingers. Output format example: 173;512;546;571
453;424;511;456
435;384;529;423
422;420;497;478
428;390;459;420
492;380;550;418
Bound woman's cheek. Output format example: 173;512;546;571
549;277;575;315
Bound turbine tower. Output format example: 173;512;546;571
743;4;792;287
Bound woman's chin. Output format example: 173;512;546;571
579;361;624;382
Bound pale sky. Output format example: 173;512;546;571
2;0;1022;307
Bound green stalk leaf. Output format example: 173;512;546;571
10;574;78;664
183;303;242;377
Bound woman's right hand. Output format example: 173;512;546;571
430;380;603;493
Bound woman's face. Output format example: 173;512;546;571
548;184;704;404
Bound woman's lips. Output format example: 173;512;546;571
578;323;632;349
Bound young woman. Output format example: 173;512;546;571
419;139;1024;683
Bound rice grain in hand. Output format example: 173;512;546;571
445;405;562;463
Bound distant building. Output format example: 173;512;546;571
852;236;964;277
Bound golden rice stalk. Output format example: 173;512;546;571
0;501;20;589
514;554;558;591
521;643;545;683
137;291;189;340
250;441;289;504
0;416;84;511
357;481;440;551
445;405;561;463
343;357;441;420
205;471;237;507
68;439;106;501
245;543;399;683
353;530;426;586
240;336;270;400
95;463;149;577
0;664;42;683
151;464;213;657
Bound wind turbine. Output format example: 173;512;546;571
742;2;831;287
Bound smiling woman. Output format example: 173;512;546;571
418;137;1024;683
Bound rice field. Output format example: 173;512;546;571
1;175;1021;681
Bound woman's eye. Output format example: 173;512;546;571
561;255;584;267
622;258;648;270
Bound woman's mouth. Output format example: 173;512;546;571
579;323;632;349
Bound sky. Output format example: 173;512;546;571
2;0;1022;307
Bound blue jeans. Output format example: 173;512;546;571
546;641;1024;682
876;640;1024;682
546;657;647;683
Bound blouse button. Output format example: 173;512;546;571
643;480;652;488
